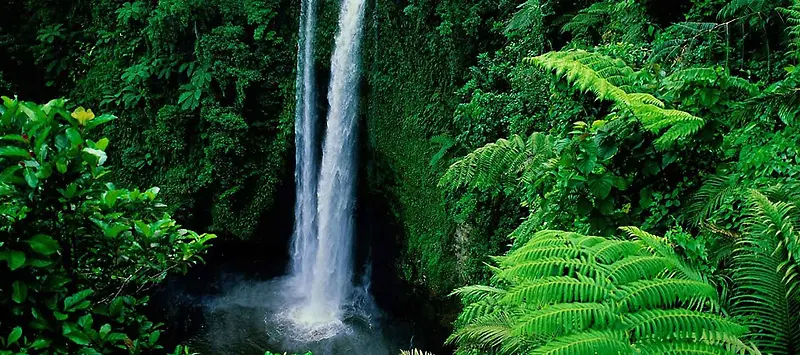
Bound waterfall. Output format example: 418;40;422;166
290;0;319;294
290;0;367;324
307;0;367;320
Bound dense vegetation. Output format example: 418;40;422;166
4;0;800;354
0;99;213;353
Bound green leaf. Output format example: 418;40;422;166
588;173;614;199
84;114;116;131
104;224;129;238
1;134;25;142
82;147;107;165
148;330;160;345
65;128;82;146
77;314;93;330
64;330;91;345
144;187;160;200
99;324;111;339
53;312;68;321
29;258;55;268
576;151;597;175
135;220;153;238
0;165;21;182
639;188;653;208
178;91;192;104
0;146;30;158
7;250;26;270
103;189;125;207
12;281;28;303
109;297;123;317
7;326;22;345
56;157;68;173
597;197;615;215
80;348;103;355
64;290;93;312
24;168;38;188
30;338;50;349
45;275;71;290
28;234;59;255
95;137;110;150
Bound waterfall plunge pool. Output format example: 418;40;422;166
158;269;423;355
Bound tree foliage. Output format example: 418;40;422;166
0;98;214;354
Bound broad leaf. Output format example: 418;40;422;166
64;330;91;345
24;168;38;188
28;234;59;255
84;113;116;131
588;173;615;199
7;326;22;345
7;250;26;270
82;147;107;165
64;290;93;312
12;281;28;303
0;146;29;158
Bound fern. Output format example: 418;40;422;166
779;1;800;60
506;0;542;36
562;0;647;44
528;50;706;150
399;350;435;355
718;0;776;19
448;227;753;354
688;174;742;226
730;190;800;354
438;132;554;191
650;22;721;64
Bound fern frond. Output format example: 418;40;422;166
620;226;706;282
495;257;599;282
624;309;747;341
399;350;435;355
506;0;542;35
731;191;800;354
439;133;553;191
607;256;677;284
689;174;741;226
530;330;631;355
589;239;643;264
718;0;773;19
446;311;516;349
636;341;751;355
513;303;614;337
529;50;705;150
451;227;748;354
616;279;717;312
502;276;609;306
747;189;800;260
457;298;503;324
527;50;633;102
450;285;507;303
496;246;586;265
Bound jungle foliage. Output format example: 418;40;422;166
0;98;214;354
1;0;299;239
435;0;800;353
4;0;800;353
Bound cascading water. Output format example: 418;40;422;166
305;0;367;322
183;1;422;353
287;0;368;330
290;0;319;298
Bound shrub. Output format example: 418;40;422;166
0;97;214;354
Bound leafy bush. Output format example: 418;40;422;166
0;97;214;354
